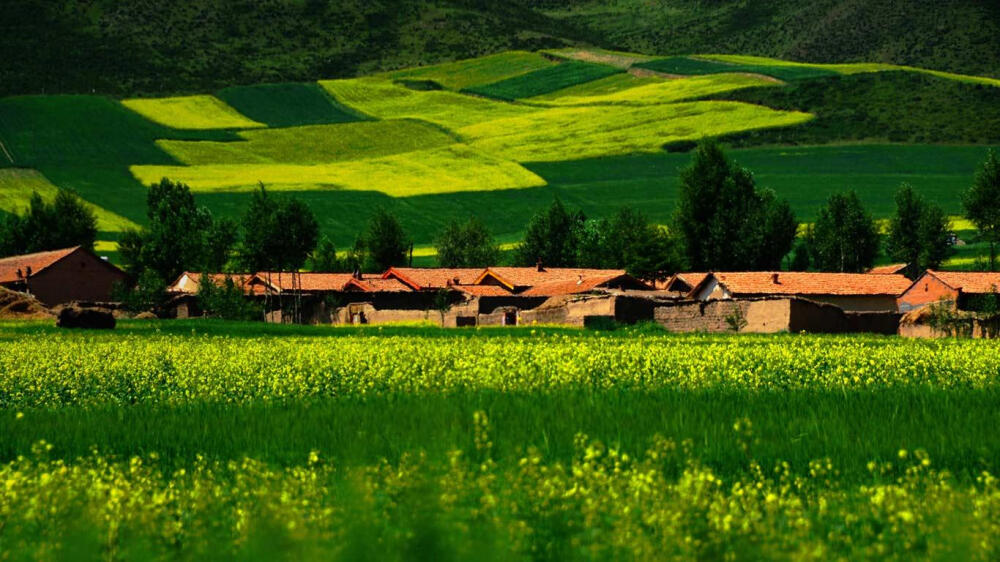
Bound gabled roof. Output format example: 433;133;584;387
0;247;83;284
167;272;252;294
657;272;708;292
690;272;912;298
521;273;644;296
453;284;514;297
343;277;412;293
252;272;357;292
382;267;485;291
868;263;909;275
924;271;1000;294
475;267;627;290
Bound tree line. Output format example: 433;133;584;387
3;144;1000;297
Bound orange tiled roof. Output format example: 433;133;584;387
454;284;515;297
383;267;486;290
0;247;81;284
521;274;632;296
657;272;708;292
694;272;912;297
167;272;252;294
344;277;412;293
868;264;909;275
928;271;1000;294
253;272;357;292
477;267;627;290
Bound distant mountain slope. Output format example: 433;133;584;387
1;0;998;97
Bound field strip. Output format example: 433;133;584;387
387;51;556;90
527;73;779;106
460;101;814;162
157;120;458;166
0;168;139;232
130;145;547;197
122;95;265;130
319;78;540;129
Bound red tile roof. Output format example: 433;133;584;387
521;274;634;296
344;277;412;293
657;272;708;292
167;272;252;294
383;267;486;290
476;267;627;290
868;264;909;275
453;284;514;297
0;247;81;284
253;272;357;292
693;272;912;297
927;271;1000;294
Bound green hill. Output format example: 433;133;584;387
0;49;998;267
2;1;999;98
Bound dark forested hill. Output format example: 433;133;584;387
2;0;998;97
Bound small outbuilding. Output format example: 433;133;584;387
688;272;912;312
0;246;127;307
898;270;1000;312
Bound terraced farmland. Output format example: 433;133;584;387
1;50;999;259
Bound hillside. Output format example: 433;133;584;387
0;49;998;267
1;1;998;97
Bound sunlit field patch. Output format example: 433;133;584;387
319;78;539;129
0;168;138;232
529;73;779;106
157;120;457;165
463;60;622;100
387;50;556;90
461;101;814;162
131;145;545;197
122;95;264;130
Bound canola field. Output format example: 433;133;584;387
1;321;1000;559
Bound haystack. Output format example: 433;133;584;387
0;287;53;319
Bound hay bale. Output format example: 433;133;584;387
0;287;52;319
57;306;116;330
135;311;158;320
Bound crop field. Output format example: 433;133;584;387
1;321;999;559
132;145;546;197
387;51;556;91
463;60;623;100
121;95;264;130
460;101;813;162
633;56;840;81
216;82;366;128
157;120;458;166
0;168;137;232
530;73;779;106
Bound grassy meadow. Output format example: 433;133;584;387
1;320;999;558
1;50;999;261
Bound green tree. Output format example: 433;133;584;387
627;225;683;283
203;218;239;273
197;274;261;321
964;149;1000;270
515;198;584;267
238;185;319;272
309;237;343;272
674;142;796;271
362;208;409;272
810;191;880;272
140;178;214;283
435;217;499;268
0;189;97;257
887;184;953;276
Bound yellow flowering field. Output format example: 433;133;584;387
121;95;265;130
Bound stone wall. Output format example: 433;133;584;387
655;298;901;334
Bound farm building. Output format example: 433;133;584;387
897;270;1000;312
657;272;708;295
0;246;126;307
167;272;253;295
687;272;912;312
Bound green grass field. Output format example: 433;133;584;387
216;82;368;128
0;168;137;233
529;73;779;106
462;60;623;100
386;50;556;90
634;56;841;81
121;95;265;130
1;322;999;558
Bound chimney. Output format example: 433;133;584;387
353;268;361;280
577;274;583;285
16;268;22;279
25;266;32;278
771;273;780;284
536;258;544;272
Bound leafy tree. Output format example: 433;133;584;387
627;225;683;282
238;185;319;272
0;189;97;257
674;142;796;271
138;178;214;283
515;198;584;267
790;237;811;271
964;149;1000;270
575;208;682;281
361;208;409;272
203;218;239;273
310;237;343;272
435;217;499;268
887;184;953;276
809;191;880;272
197;274;261;321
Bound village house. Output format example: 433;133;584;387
166;272;255;318
897;270;1000;312
657;272;708;295
0;246;127;307
687;272;912;312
